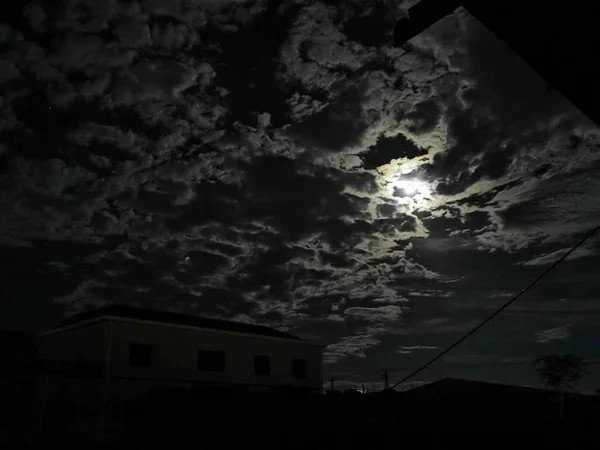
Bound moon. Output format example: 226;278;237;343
390;177;432;210
399;180;420;197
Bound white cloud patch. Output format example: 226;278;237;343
344;305;405;322
408;290;454;298
535;325;572;343
324;332;381;363
519;246;596;266
280;2;371;92
397;345;437;354
390;318;478;336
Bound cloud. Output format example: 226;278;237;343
387;317;479;338
344;305;405;322
362;133;427;170
114;21;151;48
288;82;371;154
440;354;532;367
0;60;20;84
397;345;437;354
52;33;134;70
323;331;381;363
408;290;453;298
518;246;596;266
535;325;572;344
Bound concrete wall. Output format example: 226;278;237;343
37;318;322;390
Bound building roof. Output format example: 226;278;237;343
54;305;303;341
401;377;553;398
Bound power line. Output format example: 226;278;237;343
390;226;600;390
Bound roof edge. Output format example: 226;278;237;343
40;315;324;347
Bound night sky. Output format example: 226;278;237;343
1;0;599;391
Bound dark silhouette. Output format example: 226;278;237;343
535;353;589;419
393;0;600;128
57;304;302;340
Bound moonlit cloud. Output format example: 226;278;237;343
397;345;438;354
518;246;596;266
535;325;572;344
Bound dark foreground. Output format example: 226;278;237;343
2;387;598;449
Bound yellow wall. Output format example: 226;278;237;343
107;320;322;388
38;319;322;389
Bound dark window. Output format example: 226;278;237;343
198;350;225;372
129;343;153;367
292;359;307;378
254;355;270;375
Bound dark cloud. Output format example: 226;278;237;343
288;82;370;153
459;14;579;134
362;133;426;170
419;209;492;239
420;11;591;197
400;98;442;135
448;179;523;209
0;238;114;330
241;154;375;243
320;250;356;269
427;107;520;196
71;239;256;317
373;215;418;235
497;173;600;231
200;1;300;128
341;1;401;48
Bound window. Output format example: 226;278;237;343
198;350;225;372
254;355;270;375
129;343;153;367
292;359;307;378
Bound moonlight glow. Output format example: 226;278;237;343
398;180;421;197
390;177;433;210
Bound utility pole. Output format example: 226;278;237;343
38;373;49;433
330;376;335;391
100;320;114;432
383;369;389;390
362;384;365;394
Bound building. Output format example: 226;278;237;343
29;304;324;433
397;378;600;426
36;305;324;395
1;306;323;434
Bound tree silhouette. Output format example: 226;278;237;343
535;353;588;419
